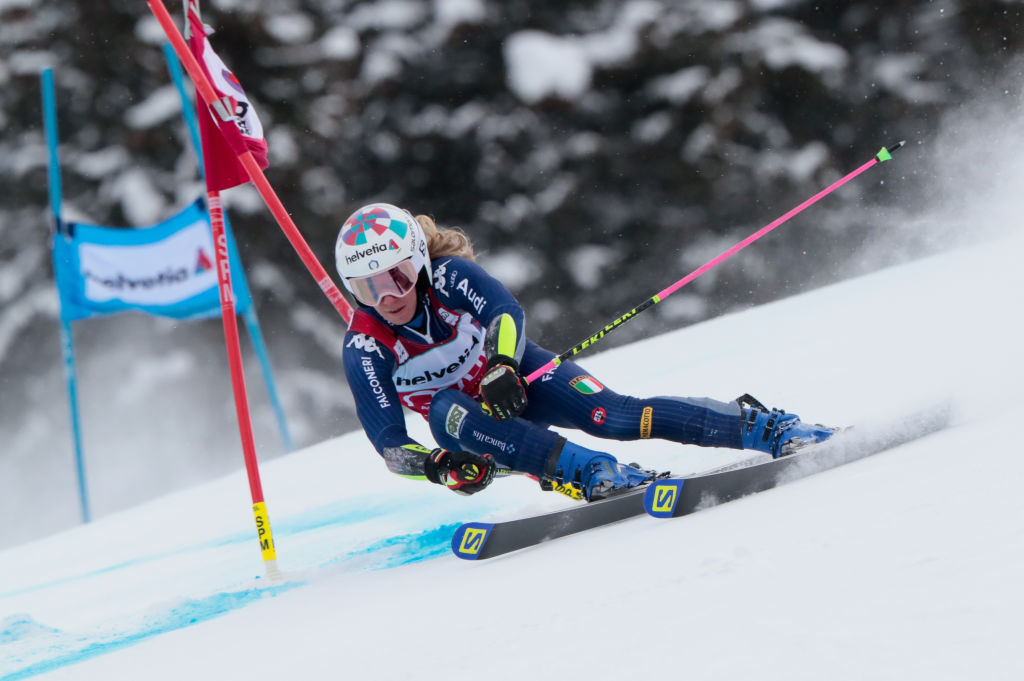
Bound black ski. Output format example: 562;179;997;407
450;485;650;560
644;404;952;518
450;404;952;560
450;460;773;560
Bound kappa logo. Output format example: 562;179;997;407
458;527;489;555
346;333;385;359
651;484;678;514
432;260;450;296
445;404;468;438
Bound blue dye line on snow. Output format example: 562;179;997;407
0;615;61;644
332;523;462;569
1;521;462;680
0;582;299;681
0;495;426;601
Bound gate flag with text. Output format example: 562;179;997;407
42;61;293;531
52;197;251;322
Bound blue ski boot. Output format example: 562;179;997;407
542;437;657;501
737;394;836;458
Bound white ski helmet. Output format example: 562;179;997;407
335;203;431;306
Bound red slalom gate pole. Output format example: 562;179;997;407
235;154;353;322
207;190;281;581
524;142;905;384
148;0;350;580
148;0;353;325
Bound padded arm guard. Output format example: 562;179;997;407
483;312;524;367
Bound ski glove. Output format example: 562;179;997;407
424;448;496;496
479;355;528;420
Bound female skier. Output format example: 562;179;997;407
338;203;834;501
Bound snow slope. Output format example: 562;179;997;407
2;234;1022;681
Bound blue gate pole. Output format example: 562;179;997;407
59;320;91;523
162;42;204;164
42;67;91;523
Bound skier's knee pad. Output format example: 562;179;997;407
427;389;561;475
427;389;479;451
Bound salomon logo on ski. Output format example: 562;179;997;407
449;487;651;560
647;480;683;517
452;523;494;559
643;405;952;520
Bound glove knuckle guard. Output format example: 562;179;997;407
428;450;495;495
480;364;527;421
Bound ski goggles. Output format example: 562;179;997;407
346;259;419;306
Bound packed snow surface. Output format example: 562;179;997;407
2;231;1022;680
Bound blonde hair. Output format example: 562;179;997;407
416;214;475;261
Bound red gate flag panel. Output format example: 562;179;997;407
186;0;269;191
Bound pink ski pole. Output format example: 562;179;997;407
524;142;905;384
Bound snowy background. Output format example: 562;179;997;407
2;221;1022;680
2;1;1024;550
1;2;1023;649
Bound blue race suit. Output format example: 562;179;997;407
341;256;744;481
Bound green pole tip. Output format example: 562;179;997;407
876;147;893;162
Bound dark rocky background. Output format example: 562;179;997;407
1;0;1021;545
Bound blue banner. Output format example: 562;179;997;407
52;198;252;321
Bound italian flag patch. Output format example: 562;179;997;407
570;375;605;394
